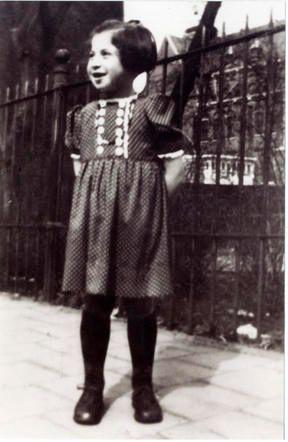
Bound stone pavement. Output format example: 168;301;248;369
0;292;284;439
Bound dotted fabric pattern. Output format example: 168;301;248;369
62;93;192;298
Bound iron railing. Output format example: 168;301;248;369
0;21;285;340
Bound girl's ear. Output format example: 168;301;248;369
133;73;147;94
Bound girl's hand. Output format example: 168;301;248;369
158;150;185;197
164;155;185;197
71;154;81;176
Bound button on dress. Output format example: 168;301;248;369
62;93;192;298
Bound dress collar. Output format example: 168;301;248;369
98;94;138;106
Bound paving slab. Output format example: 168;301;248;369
158;421;225;439
178;348;265;372
156;343;207;360
0;385;70;425
160;382;259;410
199;410;284;439
0;292;284;440
153;358;214;388
160;385;232;421
0;360;65;389
210;366;283;400
241;397;284;424
0;415;79;438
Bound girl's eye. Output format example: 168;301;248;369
88;51;94;58
101;50;111;57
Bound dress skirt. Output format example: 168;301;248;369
62;157;173;298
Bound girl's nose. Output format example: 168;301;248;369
89;55;102;70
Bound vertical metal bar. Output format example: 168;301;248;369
233;19;249;326
2;91;11;289
15;82;29;294
0;89;9;288
178;59;185;129
263;23;274;186
215;35;225;185
10;86;20;293
18;82;29;197
10;85;20;198
161;39;168;95
4;83;11;287
188;237;195;334
2;88;10;166
256;20;275;337
23;228;30;293
30;79;39;155
0;89;10;227
25;81;40;294
256;238;265;338
13;226;20;293
6;227;12;289
238;18;249;186
194;26;206;186
20;82;29;291
41;76;52;301
35;227;41;293
43;88;59;302
85;82;91;104
43;56;69;301
55;88;68;223
168;234;177;329
188;27;207;332
4;225;10;287
212;33;225;321
43;75;50;118
233;239;242;331
209;238;217;326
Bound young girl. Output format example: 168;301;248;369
62;19;191;425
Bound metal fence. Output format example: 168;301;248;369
0;21;284;340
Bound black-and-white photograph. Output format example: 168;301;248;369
0;0;285;439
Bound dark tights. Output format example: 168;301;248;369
80;295;158;390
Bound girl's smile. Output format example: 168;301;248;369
87;30;135;99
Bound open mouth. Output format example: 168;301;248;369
92;72;106;79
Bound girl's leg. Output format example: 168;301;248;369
123;298;162;424
74;294;115;425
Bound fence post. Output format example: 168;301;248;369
43;49;70;303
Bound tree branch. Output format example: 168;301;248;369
171;1;222;120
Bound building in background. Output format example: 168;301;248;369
150;20;285;186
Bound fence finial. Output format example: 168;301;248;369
201;25;206;47
269;9;274;27
222;22;226;39
245;14;249;32
53;49;70;88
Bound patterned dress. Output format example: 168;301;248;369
62;93;191;298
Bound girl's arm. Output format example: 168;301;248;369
70;153;81;176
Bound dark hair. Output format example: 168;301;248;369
91;19;157;74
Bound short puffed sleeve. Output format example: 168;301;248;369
145;94;193;155
64;105;82;155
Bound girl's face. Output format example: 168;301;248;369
87;30;134;98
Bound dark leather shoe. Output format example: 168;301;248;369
73;386;104;425
132;385;163;424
